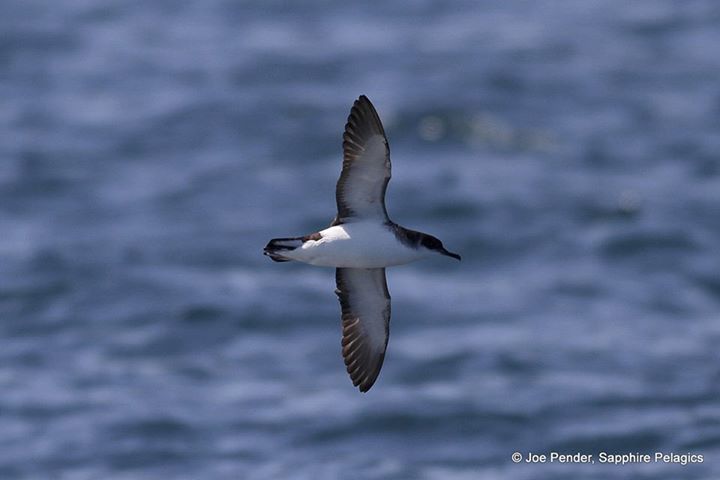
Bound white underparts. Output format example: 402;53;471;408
282;221;430;268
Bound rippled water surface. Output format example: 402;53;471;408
2;1;720;479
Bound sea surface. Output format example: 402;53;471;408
1;1;720;479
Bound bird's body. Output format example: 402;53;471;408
275;222;430;268
264;95;460;392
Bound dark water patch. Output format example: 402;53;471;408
106;448;191;472
117;101;244;156
302;409;528;445
106;319;234;359
2;401;94;421
492;351;545;376
575;196;643;223
599;230;699;259
683;434;720;451
0;467;22;480
487;70;527;94
425;199;482;220
584;389;720;411
238;296;337;332
180;304;226;324
108;417;196;440
171;362;216;382
552;278;605;299
0;27;79;67
693;272;720;301
0;277;71;305
394;353;470;384
693;156;720;178
622;15;689;38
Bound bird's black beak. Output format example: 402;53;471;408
440;248;461;261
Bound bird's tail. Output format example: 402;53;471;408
263;237;304;262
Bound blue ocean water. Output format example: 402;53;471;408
1;1;720;478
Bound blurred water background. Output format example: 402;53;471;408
1;1;720;479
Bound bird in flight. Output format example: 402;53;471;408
264;95;461;392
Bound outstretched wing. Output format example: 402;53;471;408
335;268;391;392
334;95;391;224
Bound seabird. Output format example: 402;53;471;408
264;95;461;392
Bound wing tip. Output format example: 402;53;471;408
347;94;385;136
342;337;385;393
355;362;384;392
356;359;384;393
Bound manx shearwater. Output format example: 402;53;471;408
264;95;460;392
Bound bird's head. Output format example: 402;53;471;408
420;234;461;261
